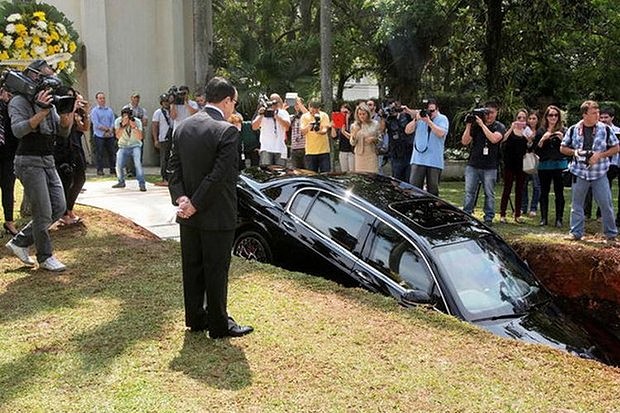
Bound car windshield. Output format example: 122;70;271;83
433;236;547;321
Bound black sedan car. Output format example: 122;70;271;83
234;166;619;364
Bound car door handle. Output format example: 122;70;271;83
282;221;296;231
355;270;370;283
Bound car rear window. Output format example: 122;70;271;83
389;200;468;229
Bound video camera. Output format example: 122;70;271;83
380;103;403;119
464;108;489;124
167;85;187;105
1;69;75;114
311;113;321;132
259;94;278;118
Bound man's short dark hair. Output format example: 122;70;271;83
425;98;437;107
308;99;321;109
204;77;236;104
601;107;615;118
485;101;499;110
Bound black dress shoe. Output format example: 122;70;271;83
210;320;253;339
539;219;548;226
555;219;563;228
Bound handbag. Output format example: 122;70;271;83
562;168;573;188
522;152;539;174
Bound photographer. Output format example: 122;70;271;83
170;85;199;129
152;94;172;185
405;99;449;196
288;97;308;169
112;108;146;192
383;99;413;181
251;93;290;166
560;100;619;242
461;101;505;224
300;99;331;172
5;60;74;271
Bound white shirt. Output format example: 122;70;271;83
173;100;199;129
152;108;171;142
257;110;288;158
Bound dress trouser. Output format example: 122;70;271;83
12;155;66;263
0;156;16;221
179;224;234;335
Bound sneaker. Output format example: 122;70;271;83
499;217;507;224
5;240;35;266
564;233;581;241
529;211;537;217
139;185;147;192
39;256;66;272
112;182;126;189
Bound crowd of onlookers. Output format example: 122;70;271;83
240;93;620;242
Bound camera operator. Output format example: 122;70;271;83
300;99;331;172
170;85;199;129
251;93;290;166
461;101;505;224
5;60;74;271
112;108;146;192
122;92;148;178
560;100;619;242
405;99;449;196
288;97;308;169
383;99;414;181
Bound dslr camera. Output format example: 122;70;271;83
464;108;489;124
1;69;75;114
121;107;135;121
259;94;278;118
311;113;321;132
574;149;594;165
380;103;403;119
167;85;187;105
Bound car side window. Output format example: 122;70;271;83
367;222;434;294
304;192;367;251
289;190;317;218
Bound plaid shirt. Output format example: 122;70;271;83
562;120;619;181
290;115;305;150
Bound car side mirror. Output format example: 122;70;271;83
402;289;433;305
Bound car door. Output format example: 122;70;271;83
354;220;447;311
281;188;373;284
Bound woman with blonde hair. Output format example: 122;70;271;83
534;105;568;227
350;103;381;173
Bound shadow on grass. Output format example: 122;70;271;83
0;219;241;407
169;332;252;390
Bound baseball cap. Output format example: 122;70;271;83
131;91;140;98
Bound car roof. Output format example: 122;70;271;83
240;167;491;245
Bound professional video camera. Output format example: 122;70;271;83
311;113;321;132
167;85;187;105
258;94;277;118
1;69;75;114
380;103;403;119
464;108;489;124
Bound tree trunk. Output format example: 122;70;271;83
193;0;213;89
484;0;504;97
320;0;334;170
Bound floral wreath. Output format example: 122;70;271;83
0;2;79;76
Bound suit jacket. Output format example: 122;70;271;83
168;106;240;231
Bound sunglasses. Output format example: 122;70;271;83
547;113;558;118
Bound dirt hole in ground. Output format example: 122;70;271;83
513;241;620;337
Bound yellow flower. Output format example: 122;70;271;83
19;49;30;59
57;60;66;70
50;30;59;41
33;11;46;21
32;35;41;45
53;44;61;53
14;36;24;49
69;41;76;53
14;23;27;35
45;35;52;44
46;45;55;55
0;51;9;60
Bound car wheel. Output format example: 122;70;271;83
233;230;273;263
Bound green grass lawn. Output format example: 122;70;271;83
0;199;619;412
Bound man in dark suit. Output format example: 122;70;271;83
168;77;253;339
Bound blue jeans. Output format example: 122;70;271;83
464;166;497;223
305;153;331;172
116;146;145;186
521;173;541;213
13;155;66;263
570;175;618;239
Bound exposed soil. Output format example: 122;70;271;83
513;241;620;335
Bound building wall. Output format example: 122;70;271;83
40;0;195;165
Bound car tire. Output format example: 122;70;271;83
233;230;273;263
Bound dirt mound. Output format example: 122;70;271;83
513;242;620;304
